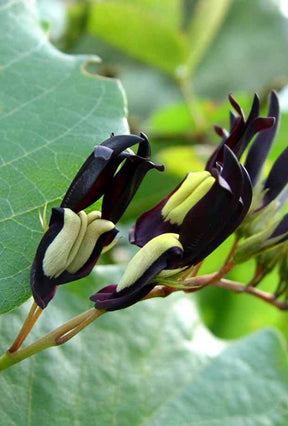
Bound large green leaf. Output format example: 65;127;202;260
87;1;188;76
0;0;128;314
86;0;233;78
0;265;287;424
194;0;288;97
148;328;288;425
119;0;182;28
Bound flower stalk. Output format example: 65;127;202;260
8;301;42;353
176;75;207;133
1;260;287;372
212;279;288;310
0;308;104;371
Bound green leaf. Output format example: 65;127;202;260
148;94;252;135
149;103;193;134
147;328;288;425
187;0;233;74
157;146;205;177
0;0;128;314
0;265;224;424
194;0;288;97
87;2;189;76
119;0;182;28
0;265;287;424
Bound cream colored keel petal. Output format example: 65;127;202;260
43;209;81;278
66;210;88;266
165;176;215;225
67;219;115;274
117;233;183;292
87;210;102;224
162;171;211;220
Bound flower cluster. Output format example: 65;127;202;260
232;93;288;286
91;92;287;311
31;133;163;308
31;92;288;312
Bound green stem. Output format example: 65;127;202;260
0;336;52;371
176;76;207;133
1;266;286;372
0;308;104;372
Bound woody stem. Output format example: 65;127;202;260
211;279;288;310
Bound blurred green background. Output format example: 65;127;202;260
37;0;288;340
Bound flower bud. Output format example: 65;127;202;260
274;253;288;297
31;133;163;308
234;214;288;263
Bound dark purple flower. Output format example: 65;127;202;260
90;235;183;311
206;93;275;172
91;92;287;312
130;146;252;261
241;92;288;212
61;132;163;219
91;146;252;311
208;91;287;217
31;133;163;308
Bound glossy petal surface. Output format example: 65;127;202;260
61;134;149;212
91;246;183;311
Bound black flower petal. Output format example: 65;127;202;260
129;183;183;247
61;133;162;214
245;91;280;186
206;93;274;171
102;133;164;223
131;146;252;268
180;147;252;266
